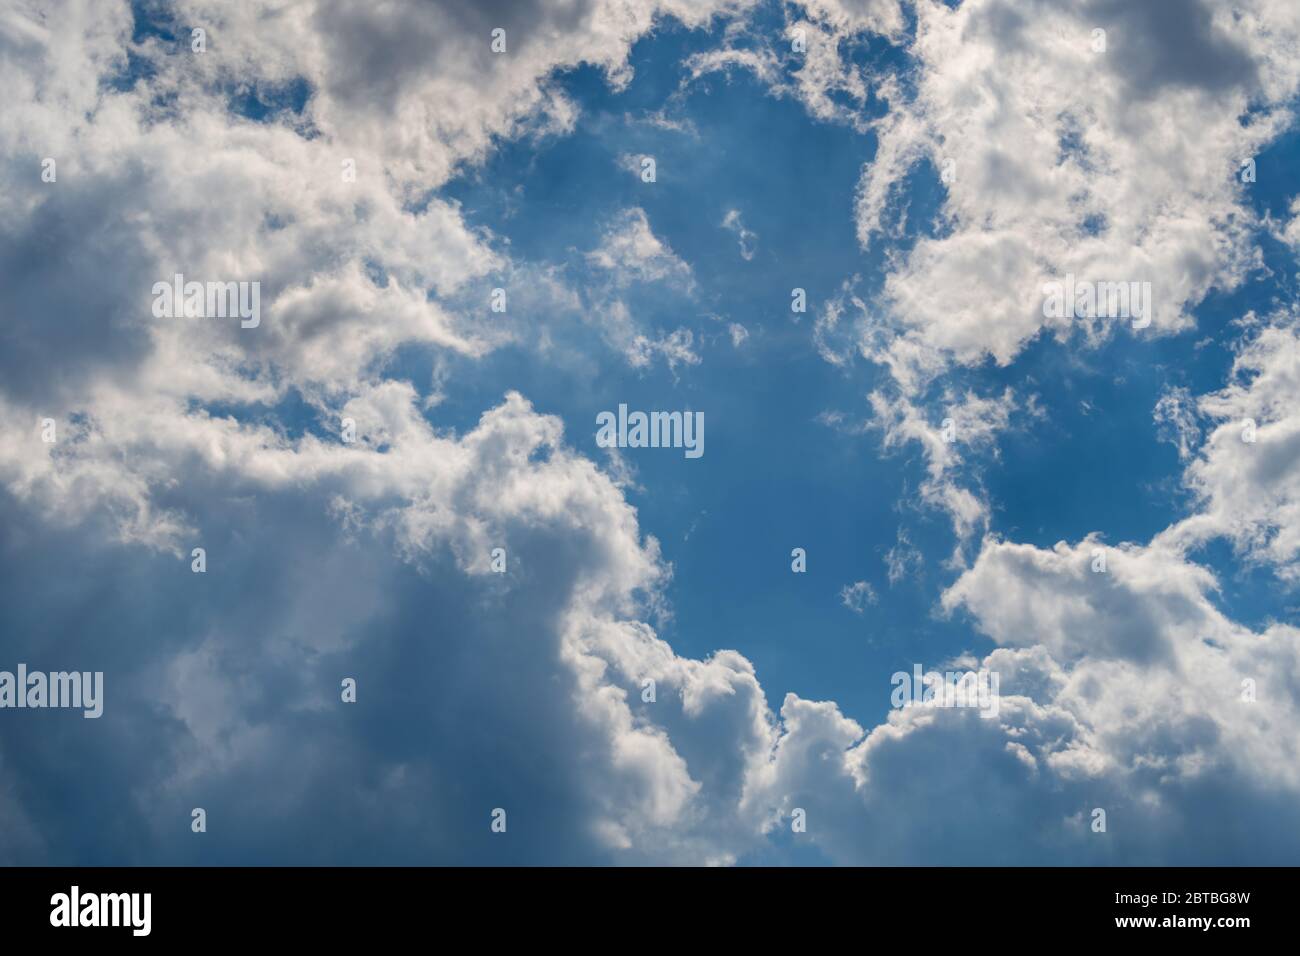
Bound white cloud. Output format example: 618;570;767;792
864;386;1018;545
587;208;694;287
168;0;752;195
721;208;757;261
1160;312;1300;578
885;527;923;584
579;209;705;370
1276;196;1300;251
1154;385;1202;461
844;0;1300;393
840;580;878;612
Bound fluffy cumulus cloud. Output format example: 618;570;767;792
733;531;1300;865
1160;313;1300;579
2;0;1300;867
849;0;1300;391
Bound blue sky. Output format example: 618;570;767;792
436;49;961;724
3;0;1300;866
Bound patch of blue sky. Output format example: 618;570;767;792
225;76;312;123
429;14;983;728
189;386;325;444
